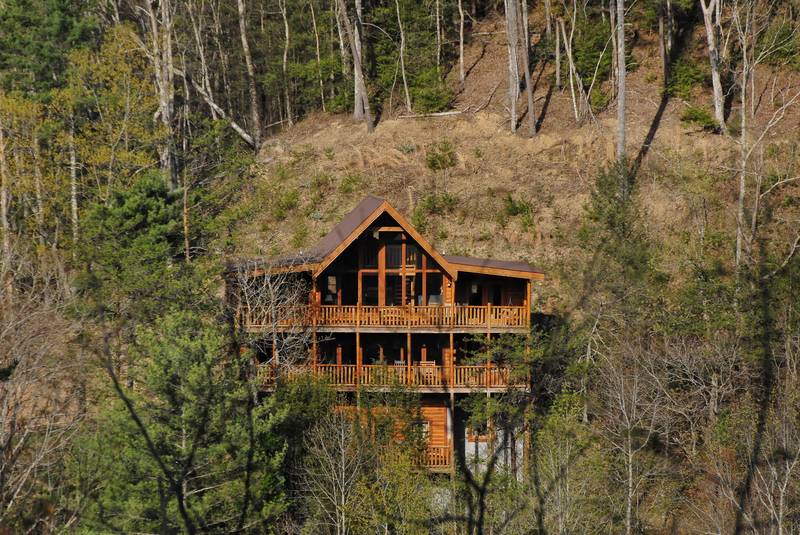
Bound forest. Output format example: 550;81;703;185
1;0;800;533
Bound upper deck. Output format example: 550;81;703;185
241;303;530;333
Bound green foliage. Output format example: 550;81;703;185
339;172;365;194
590;89;611;113
667;58;709;99
0;0;98;94
573;19;613;87
758;19;800;70
420;191;457;215
75;172;186;325
410;67;453;112
425;140;456;172
77;312;288;533
681;105;717;131
273;188;300;220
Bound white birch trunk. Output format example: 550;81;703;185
616;0;626;159
237;0;262;148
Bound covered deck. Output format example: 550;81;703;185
241;303;530;333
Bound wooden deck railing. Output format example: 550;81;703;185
243;304;529;331
425;445;452;471
262;363;525;390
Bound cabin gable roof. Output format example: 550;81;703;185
226;196;544;281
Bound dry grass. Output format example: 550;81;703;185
233;17;800;313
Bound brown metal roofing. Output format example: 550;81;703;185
302;195;384;262
443;254;543;275
226;196;543;279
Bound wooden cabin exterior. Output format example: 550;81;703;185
227;196;544;473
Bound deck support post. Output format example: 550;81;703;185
356;330;361;387
449;332;455;386
407;331;412;385
312;276;318;371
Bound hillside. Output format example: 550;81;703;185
232;16;781;311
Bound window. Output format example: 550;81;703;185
405;244;420;267
386;244;402;268
362;239;378;268
322;275;337;304
362;275;378;305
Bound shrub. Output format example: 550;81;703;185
338;173;365;194
681;105;717;131
425;140;456;172
411;68;453;113
667;59;709;99
420;192;457;215
272;188;299;220
590;89;611;113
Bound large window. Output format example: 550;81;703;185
362;275;378;305
362;238;378;268
386;243;402;268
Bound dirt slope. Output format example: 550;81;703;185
237;17;797;311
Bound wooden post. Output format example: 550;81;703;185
526;279;532;329
486;332;491;389
378;238;386;306
356;331;361;386
421;344;427;362
449;332;455;385
312;276;318;369
401;234;407;305
422;255;427;305
407;332;412;384
336;344;342;365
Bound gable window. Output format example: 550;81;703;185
386;243;402;268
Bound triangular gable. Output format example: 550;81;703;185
312;198;456;279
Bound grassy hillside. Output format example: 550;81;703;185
231;16;798;313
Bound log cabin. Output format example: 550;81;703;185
226;196;544;473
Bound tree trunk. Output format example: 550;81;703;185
555;19;561;90
353;0;365;120
395;0;412;112
32;138;45;249
309;1;327;111
145;0;178;189
458;0;466;82
69;116;79;256
435;0;442;73
700;0;728;134
337;0;374;132
544;0;552;37
0;116;11;303
616;0;626;160
334;0;351;79
237;0;262;148
279;0;293;126
519;0;536;135
505;0;520;132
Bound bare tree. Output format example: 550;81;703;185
279;0;293;126
395;0;412;113
615;0;626;159
518;0;536;136
594;337;665;535
230;256;313;385
458;0;466;83
0;250;85;529
728;0;800;274
504;0;521;132
336;0;374;132
135;0;179;187
699;0;729;134
301;412;370;535
237;0;263;149
309;1;327;111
